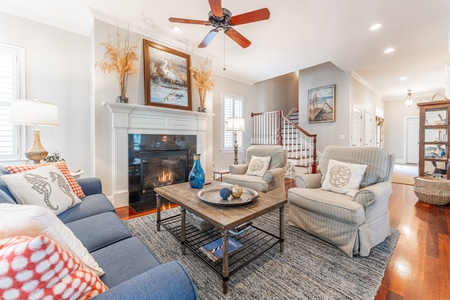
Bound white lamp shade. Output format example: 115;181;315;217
227;118;245;131
9;99;59;126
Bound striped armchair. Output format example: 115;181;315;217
223;145;287;198
288;146;395;257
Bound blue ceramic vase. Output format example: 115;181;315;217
189;154;205;189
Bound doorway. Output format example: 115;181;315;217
406;117;419;164
352;106;363;147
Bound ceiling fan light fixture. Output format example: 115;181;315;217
403;89;415;107
384;47;395;54
172;25;183;32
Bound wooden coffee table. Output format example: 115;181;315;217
154;181;287;294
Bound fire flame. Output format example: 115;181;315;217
158;170;173;184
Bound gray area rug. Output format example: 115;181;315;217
125;208;400;299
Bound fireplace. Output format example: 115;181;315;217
103;101;210;208
128;134;196;212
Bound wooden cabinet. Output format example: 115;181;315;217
417;100;450;178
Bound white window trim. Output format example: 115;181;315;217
0;43;26;163
220;92;245;153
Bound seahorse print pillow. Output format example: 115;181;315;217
1;165;81;215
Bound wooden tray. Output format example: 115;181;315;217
197;187;259;207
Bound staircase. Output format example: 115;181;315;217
251;109;318;179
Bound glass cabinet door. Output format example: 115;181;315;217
424;128;447;143
425;108;447;125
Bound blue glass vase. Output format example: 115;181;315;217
189;154;205;189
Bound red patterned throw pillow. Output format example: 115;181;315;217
0;235;108;300
6;161;85;198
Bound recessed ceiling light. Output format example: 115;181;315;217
370;23;382;31
400;77;408;81
384;48;395;54
172;26;183;32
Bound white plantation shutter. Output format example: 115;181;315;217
0;44;22;160
222;93;244;150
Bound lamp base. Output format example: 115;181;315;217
26;129;48;164
233;131;238;165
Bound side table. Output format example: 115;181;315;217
212;169;230;182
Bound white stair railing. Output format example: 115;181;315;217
251;110;318;175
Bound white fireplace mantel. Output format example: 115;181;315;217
103;101;212;207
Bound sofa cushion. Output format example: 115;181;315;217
91;237;161;288
288;188;365;225
0;235;108;299
57;194;115;224
1;165;82;215
65;211;132;252
0;203;104;276
5;161;85;198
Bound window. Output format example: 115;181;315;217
0;44;24;161
222;93;244;151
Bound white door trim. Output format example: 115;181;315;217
403;116;419;164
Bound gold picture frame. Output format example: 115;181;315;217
143;39;192;110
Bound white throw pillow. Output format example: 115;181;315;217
246;155;271;176
1;165;81;215
0;203;105;276
321;159;368;197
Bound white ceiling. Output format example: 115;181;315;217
2;0;450;99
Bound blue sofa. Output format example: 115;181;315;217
0;167;197;299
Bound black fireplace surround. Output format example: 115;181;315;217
128;134;197;212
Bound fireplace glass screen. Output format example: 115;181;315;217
128;134;196;212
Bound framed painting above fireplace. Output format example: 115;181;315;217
143;39;192;111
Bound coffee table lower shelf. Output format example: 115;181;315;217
159;213;282;278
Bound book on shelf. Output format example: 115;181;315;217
199;237;243;262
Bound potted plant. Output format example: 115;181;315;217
96;28;140;103
190;62;214;112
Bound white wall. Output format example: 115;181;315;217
94;19;214;197
211;72;296;171
384;99;419;162
0;11;93;175
350;75;381;147
298;62;351;152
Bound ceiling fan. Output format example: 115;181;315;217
169;0;270;48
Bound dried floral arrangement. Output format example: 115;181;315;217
190;61;214;112
96;28;140;102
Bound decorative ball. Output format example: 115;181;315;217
230;185;243;198
219;187;231;200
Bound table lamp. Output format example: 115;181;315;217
9;99;59;164
227;118;245;165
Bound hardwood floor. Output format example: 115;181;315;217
116;181;450;299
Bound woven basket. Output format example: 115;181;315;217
414;176;450;205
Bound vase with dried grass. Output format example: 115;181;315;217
96;28;139;103
191;63;214;112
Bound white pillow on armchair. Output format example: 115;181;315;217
246;156;271;176
321;159;367;197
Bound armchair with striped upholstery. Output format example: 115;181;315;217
288;146;395;257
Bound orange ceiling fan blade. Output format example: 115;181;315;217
208;0;223;17
230;8;270;26
198;29;219;48
169;17;209;25
225;28;251;48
